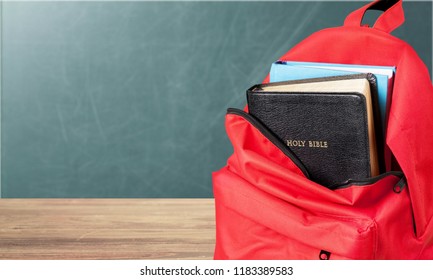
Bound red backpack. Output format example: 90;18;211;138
213;0;433;260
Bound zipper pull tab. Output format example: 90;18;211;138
319;250;331;260
393;177;406;193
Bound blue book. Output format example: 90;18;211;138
270;61;395;131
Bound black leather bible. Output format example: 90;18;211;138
247;74;383;188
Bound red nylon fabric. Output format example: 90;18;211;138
213;1;433;259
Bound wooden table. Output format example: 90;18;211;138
0;199;215;260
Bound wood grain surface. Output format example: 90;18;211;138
0;199;215;260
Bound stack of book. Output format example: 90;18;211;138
246;61;395;189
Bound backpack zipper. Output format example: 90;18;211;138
330;171;404;190
227;108;406;192
227;108;310;178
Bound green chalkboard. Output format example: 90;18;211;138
1;1;431;198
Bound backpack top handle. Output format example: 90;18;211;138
344;0;405;33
